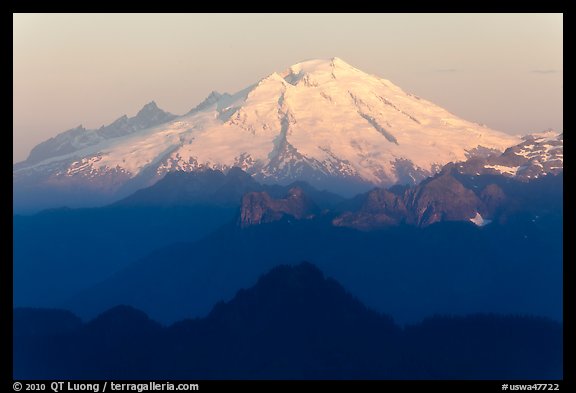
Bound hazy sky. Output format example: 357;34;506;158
13;13;562;163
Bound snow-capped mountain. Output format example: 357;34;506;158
454;131;563;180
15;57;523;210
15;102;176;169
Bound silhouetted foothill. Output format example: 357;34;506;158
14;263;562;380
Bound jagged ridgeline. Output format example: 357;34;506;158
15;57;529;212
14;263;562;380
13;56;563;381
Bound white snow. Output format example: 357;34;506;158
484;165;520;176
16;57;522;186
469;212;491;227
530;130;560;143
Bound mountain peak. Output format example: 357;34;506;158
16;57;526;211
188;91;227;114
330;56;346;63
130;101;176;128
522;130;562;142
239;187;319;228
85;305;161;336
279;57;362;86
207;262;377;326
206;91;222;101
136;101;161;115
286;56;354;72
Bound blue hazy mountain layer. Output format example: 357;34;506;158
13;263;562;380
13;205;237;306
14;172;562;326
67;211;562;324
13;169;343;307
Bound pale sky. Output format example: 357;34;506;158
13;13;563;163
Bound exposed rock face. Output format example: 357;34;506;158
404;172;483;227
15;58;521;212
233;159;559;231
332;189;408;230
333;171;510;230
479;183;507;213
23;101;177;166
240;187;319;227
455;131;563;181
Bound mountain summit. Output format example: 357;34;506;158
14;57;521;210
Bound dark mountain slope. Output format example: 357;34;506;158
14;263;562;380
333;170;562;230
14;168;341;308
68;201;562;325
